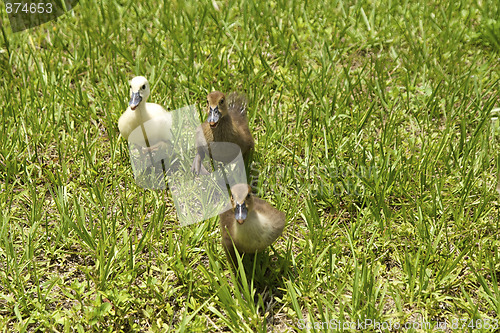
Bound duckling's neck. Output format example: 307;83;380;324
136;103;147;113
133;103;148;121
231;210;275;252
212;116;236;139
217;114;231;127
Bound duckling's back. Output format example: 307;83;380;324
226;93;254;153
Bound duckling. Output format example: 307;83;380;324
219;183;285;267
191;91;254;175
118;76;172;149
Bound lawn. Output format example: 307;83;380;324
1;0;500;332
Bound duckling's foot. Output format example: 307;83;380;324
198;166;211;175
191;154;211;175
141;141;166;154
141;147;155;154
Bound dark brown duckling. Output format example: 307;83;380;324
191;91;254;175
219;184;285;267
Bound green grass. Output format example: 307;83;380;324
1;0;500;331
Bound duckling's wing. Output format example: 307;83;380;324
227;92;248;118
226;92;254;151
253;198;286;233
219;209;238;250
140;107;173;144
118;108;137;140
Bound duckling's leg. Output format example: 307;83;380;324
191;149;210;175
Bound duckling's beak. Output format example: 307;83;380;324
207;106;221;128
129;92;142;110
234;202;248;224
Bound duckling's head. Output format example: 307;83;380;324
230;183;254;224
129;76;150;111
206;91;228;129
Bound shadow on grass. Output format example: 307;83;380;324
203;241;293;331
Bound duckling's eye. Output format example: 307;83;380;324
141;85;146;90
246;193;250;200
219;98;224;105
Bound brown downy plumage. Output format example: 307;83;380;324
191;91;254;175
219;184;286;268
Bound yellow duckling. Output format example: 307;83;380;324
118;76;172;149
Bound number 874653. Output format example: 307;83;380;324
5;2;53;14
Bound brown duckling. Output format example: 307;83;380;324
219;184;286;267
191;91;254;175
